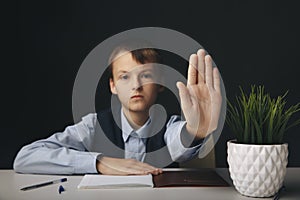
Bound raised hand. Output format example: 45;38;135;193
176;49;222;139
96;156;162;175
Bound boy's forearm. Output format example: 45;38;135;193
14;143;100;174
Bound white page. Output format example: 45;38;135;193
78;174;154;189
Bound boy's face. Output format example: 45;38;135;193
109;52;163;114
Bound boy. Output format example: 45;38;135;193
13;43;222;175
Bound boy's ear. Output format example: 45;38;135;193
109;78;118;94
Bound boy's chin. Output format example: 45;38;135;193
127;105;151;113
128;107;149;113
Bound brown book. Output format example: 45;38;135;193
153;169;229;187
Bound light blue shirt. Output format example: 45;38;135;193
121;111;148;161
13;111;206;174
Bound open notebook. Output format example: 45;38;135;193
78;174;153;189
77;169;229;189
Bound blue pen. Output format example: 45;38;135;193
20;178;67;191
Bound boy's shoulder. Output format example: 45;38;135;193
78;109;118;131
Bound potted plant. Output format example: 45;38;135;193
226;85;300;197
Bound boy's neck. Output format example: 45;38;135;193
123;109;149;130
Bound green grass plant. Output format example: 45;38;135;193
226;85;300;144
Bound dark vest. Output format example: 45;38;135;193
94;108;179;168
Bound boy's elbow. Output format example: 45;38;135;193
13;147;32;173
13;159;22;173
13;152;25;173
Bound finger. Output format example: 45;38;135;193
139;162;159;172
121;165;149;175
107;166;143;176
197;49;206;83
176;82;193;112
129;160;160;175
187;54;198;85
150;168;163;175
145;168;163;175
213;67;221;93
205;55;213;88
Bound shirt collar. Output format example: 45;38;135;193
121;109;151;142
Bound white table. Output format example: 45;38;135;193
0;168;299;200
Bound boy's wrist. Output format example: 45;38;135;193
180;124;204;148
96;154;104;174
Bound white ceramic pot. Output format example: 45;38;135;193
227;140;288;197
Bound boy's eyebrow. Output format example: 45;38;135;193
116;70;128;75
140;69;155;73
116;66;156;75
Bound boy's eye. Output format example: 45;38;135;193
141;73;153;79
120;74;129;80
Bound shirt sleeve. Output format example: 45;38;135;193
164;115;211;162
13;113;101;174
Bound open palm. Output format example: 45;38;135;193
177;49;222;139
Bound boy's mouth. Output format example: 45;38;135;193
131;95;143;99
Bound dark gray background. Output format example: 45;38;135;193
1;0;300;169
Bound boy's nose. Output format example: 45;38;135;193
131;76;142;90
